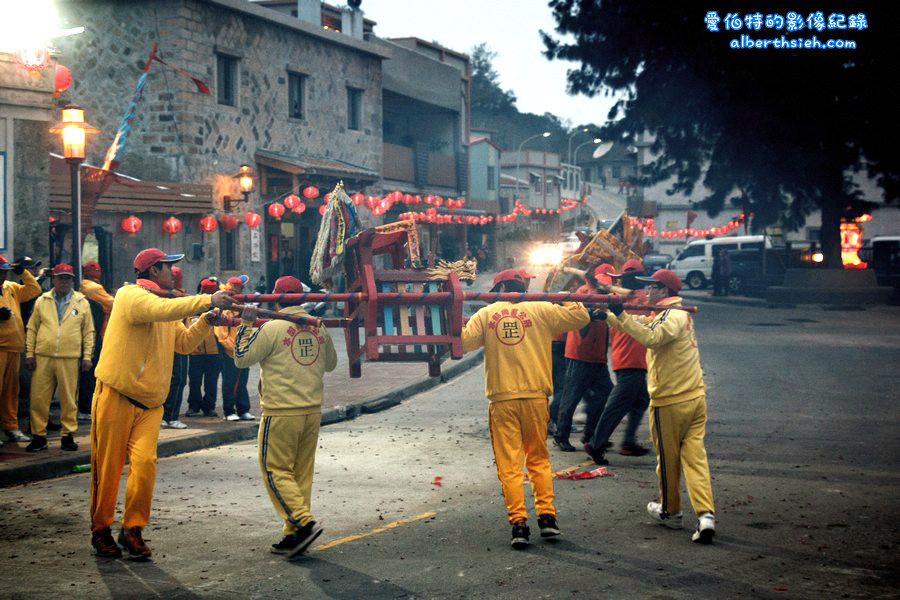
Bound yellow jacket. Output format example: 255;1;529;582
462;301;590;402
80;278;115;336
25;290;95;359
233;306;337;416
0;270;42;352
214;311;238;358
190;318;220;356
607;296;705;407
94;280;213;408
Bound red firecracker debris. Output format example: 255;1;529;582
432;476;443;486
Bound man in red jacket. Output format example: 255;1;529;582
585;258;652;464
552;263;614;452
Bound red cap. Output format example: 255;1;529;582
492;269;526;288
607;258;644;278
133;248;184;273
227;275;249;287
516;269;536;280
636;269;683;294
199;278;219;294
83;261;101;278
273;276;305;294
592;263;614;285
0;255;11;270
51;263;75;277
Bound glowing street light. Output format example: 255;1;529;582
237;164;254;202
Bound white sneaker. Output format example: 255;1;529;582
647;501;683;529
160;420;170;428
225;414;240;422
238;412;256;421
5;429;31;443
76;412;91;423
168;420;188;429
692;512;716;544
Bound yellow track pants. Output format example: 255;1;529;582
649;395;715;516
489;397;555;524
89;382;163;531
0;351;20;431
30;356;79;437
258;414;320;535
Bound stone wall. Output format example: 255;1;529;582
13;120;51;261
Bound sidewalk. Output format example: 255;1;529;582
680;289;771;308
0;330;485;487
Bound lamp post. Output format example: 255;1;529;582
515;131;550;204
50;106;99;287
237;164;254;203
566;127;590;164
573;138;602;164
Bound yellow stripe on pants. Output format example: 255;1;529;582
30;356;80;437
89;382;163;531
648;395;715;516
0;351;20;431
258;413;320;535
488;397;555;524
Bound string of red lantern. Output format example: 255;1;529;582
120;215;142;235
162;216;182;236
627;214;746;238
244;212;262;229
199;215;217;232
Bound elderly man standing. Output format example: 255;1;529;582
89;249;234;560
24;264;94;452
0;254;42;445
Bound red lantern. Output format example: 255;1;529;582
268;203;286;220
318;204;326;216
390;190;402;204
163;216;182;236
14;46;51;72
244;212;262;228
433;196;443;207
54;64;72;95
303;186;319;200
121;215;142;235
220;215;239;231
402;193;413;204
283;194;301;210
294;201;307;214
365;196;379;210
199;215;217;232
413;195;421;205
456;198;465;208
351;193;364;206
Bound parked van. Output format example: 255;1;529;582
860;236;900;288
669;235;773;289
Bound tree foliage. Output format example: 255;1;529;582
470;43;518;113
544;1;897;266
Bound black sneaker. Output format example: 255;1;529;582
584;443;609;465
25;435;48;453
184;409;202;417
61;434;78;451
271;533;299;554
537;514;561;538
510;521;530;549
203;410;218;418
553;437;576;452
287;520;323;559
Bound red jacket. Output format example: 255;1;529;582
564;284;608;363
610;289;649;370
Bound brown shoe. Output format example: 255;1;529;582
91;527;122;558
118;526;152;561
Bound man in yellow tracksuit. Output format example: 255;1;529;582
89;248;234;560
605;268;716;544
216;275;252;421
233;276;337;560
24;264;94;452
0;254;42;444
462;269;591;549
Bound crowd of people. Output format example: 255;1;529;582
0;252;266;455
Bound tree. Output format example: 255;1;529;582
470;43;518;113
544;2;898;267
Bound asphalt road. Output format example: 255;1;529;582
0;302;898;599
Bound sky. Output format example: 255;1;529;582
361;0;619;126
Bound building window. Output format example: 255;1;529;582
288;72;305;119
487;166;496;190
216;53;238;106
220;229;237;270
533;176;541;193
347;87;362;130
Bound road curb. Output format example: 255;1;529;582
681;293;775;308
0;350;484;488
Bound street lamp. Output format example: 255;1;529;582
573;138;602;163
237;164;254;203
515;131;551;203
567;127;590;164
50;105;99;286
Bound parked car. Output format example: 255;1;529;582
669;235;774;289
725;249;787;294
642;253;672;273
859;236;900;288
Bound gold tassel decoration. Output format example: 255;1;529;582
426;258;478;282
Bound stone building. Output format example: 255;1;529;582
52;0;388;290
